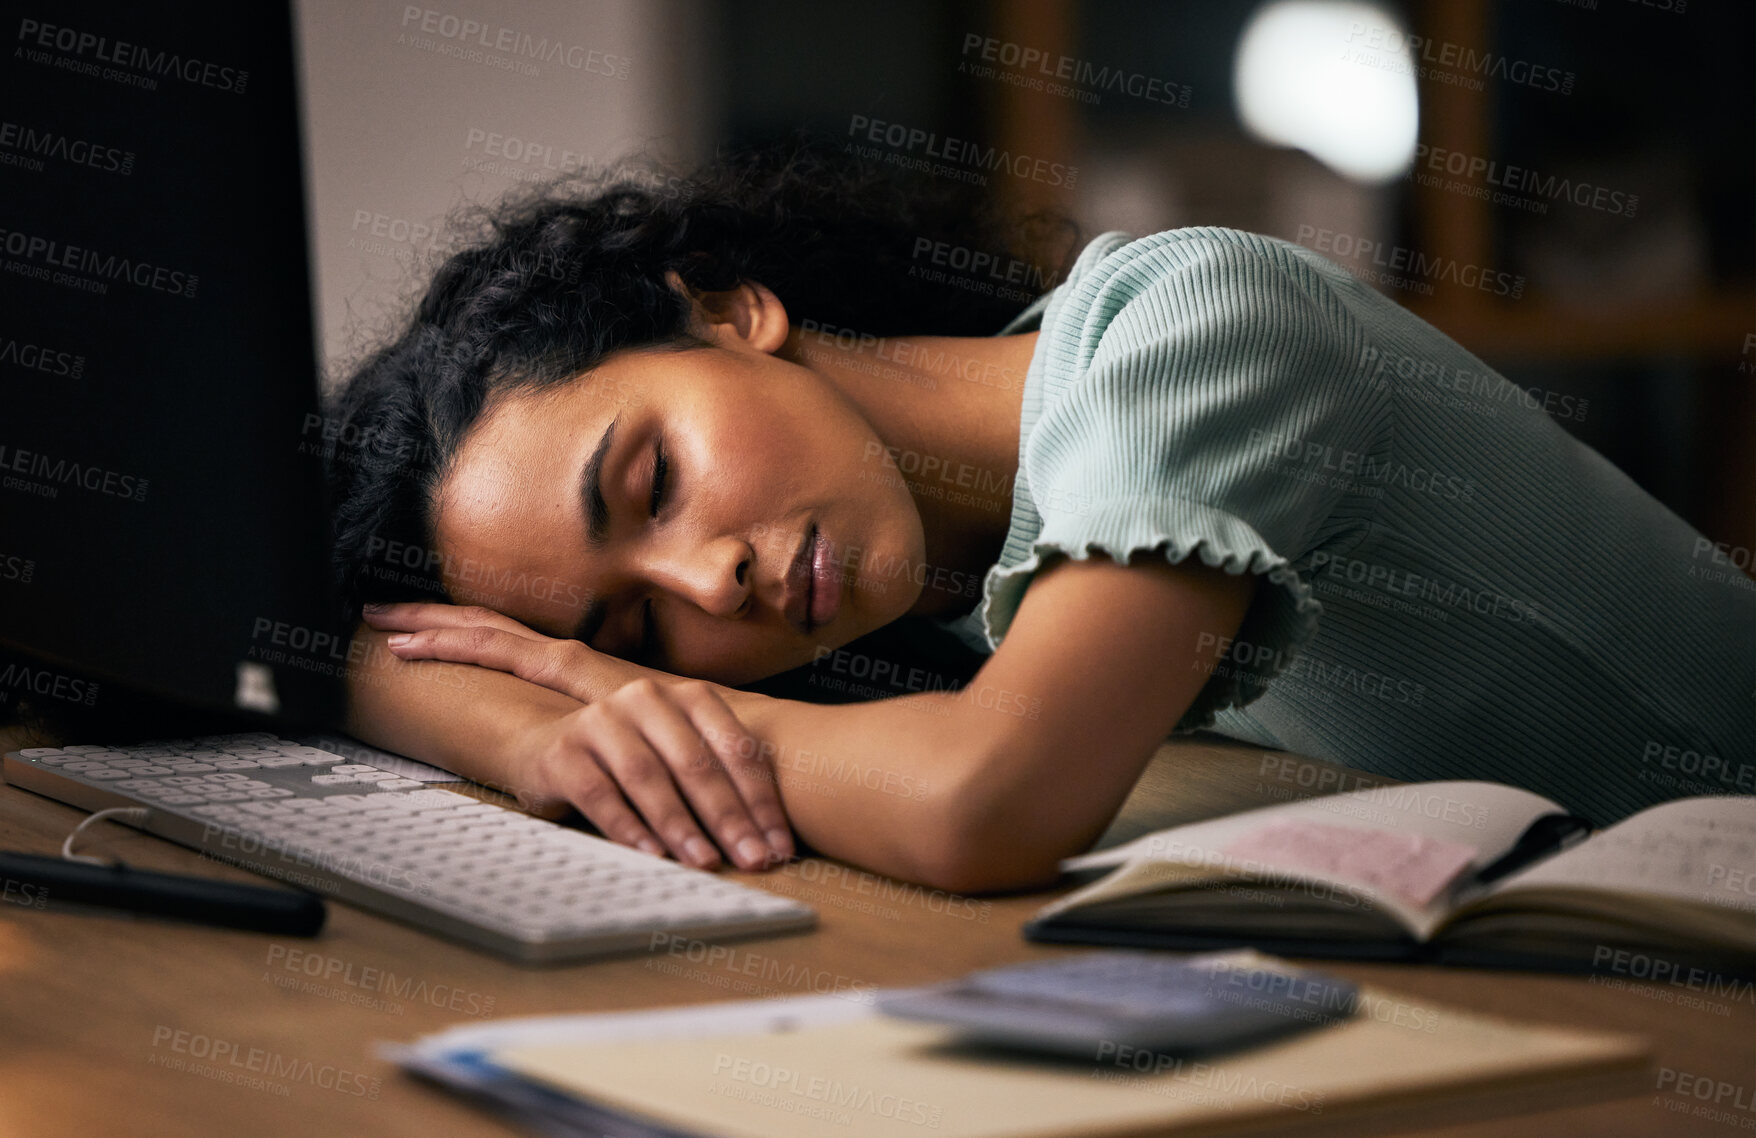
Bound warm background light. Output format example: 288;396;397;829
1234;0;1420;183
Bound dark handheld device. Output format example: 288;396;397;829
877;951;1357;1058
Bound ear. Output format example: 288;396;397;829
664;271;790;355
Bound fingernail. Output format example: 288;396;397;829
637;839;664;857
387;633;411;648
362;602;388;614
685;837;716;866
766;829;792;857
736;836;767;867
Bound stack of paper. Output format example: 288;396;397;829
383;952;1650;1138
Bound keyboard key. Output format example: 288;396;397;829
405;789;473;808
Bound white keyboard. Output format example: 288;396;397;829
2;732;815;962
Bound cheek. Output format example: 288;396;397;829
705;378;866;471
682;402;846;534
678;619;802;686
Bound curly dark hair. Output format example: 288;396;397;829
323;132;1079;700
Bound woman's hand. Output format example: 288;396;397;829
361;602;793;871
509;679;793;871
363;601;647;704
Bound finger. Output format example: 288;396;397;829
551;757;666;859
671;683;793;864
584;707;722;869
385;625;594;701
363;601;550;641
618;682;775;871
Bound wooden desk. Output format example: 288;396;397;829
1;730;1749;1137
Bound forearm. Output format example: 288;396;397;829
343;624;581;802
718;556;1258;893
344;622;714;810
721;684;1084;893
350;548;1245;892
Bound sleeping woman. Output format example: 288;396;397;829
326;138;1755;893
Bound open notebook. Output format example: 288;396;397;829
1024;781;1756;977
385;952;1649;1138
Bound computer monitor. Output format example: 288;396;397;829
0;1;344;733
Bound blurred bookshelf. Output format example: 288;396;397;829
1404;0;1753;360
1399;0;1753;555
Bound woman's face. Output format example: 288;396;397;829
430;338;929;685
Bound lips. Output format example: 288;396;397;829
782;525;815;633
781;523;842;633
808;528;842;628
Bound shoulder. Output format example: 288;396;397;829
1076;228;1361;308
1035;228;1378;417
1048;228;1371;379
1014;226;1394;563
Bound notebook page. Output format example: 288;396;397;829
1065;781;1558;874
1047;781;1564;940
1487;796;1756;911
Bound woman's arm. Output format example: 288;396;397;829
342;622;580;804
344;622;795;871
724;554;1256;892
379;553;1255;893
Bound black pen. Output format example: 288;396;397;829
1468;813;1595;887
0;850;327;936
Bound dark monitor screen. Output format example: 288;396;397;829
1;1;343;731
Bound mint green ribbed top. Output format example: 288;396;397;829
936;227;1755;824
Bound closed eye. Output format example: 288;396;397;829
640;435;669;661
649;436;669;517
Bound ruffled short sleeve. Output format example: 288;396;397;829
970;229;1394;730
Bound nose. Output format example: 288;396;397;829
638;531;753;619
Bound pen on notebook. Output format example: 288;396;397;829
1468;813;1595;886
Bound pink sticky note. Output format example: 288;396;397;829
1221;819;1479;908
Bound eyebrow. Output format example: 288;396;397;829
582;413;620;550
572;413;619;646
